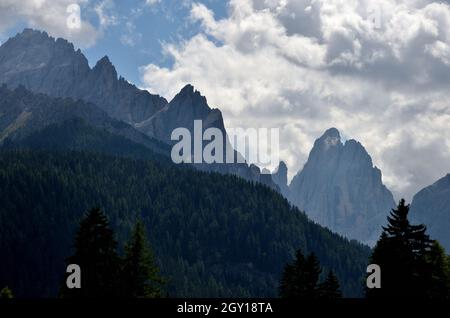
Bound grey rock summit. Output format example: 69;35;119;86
288;128;395;245
410;174;450;252
137;84;226;143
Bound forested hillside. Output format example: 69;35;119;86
2;118;169;163
0;151;370;298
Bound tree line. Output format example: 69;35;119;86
279;251;341;298
67;198;450;299
279;199;450;299
3;199;450;299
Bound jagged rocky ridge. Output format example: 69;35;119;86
0;29;167;127
0;29;275;188
0;85;169;155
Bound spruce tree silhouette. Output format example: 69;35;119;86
280;250;341;298
279;254;300;298
121;221;163;298
62;208;121;298
368;199;432;298
279;250;306;298
319;271;342;299
303;253;322;297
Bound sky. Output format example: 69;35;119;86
1;0;450;202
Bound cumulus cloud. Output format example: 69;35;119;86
143;0;450;201
0;0;99;47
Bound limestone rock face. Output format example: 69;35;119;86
289;128;395;245
0;85;168;154
137;84;226;142
0;29;168;133
410;174;450;252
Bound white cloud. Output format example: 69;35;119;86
141;0;450;201
145;0;160;6
0;0;100;48
95;0;119;28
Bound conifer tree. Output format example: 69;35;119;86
121;220;163;298
368;199;433;298
425;241;450;299
62;208;121;298
279;251;325;298
303;253;322;296
279;250;305;298
318;271;342;299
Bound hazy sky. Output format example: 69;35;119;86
1;0;450;201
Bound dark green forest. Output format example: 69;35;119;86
2;118;170;163
0;150;370;298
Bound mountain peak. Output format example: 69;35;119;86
289;129;395;245
271;161;289;197
319;128;341;144
94;56;114;69
178;84;203;98
1;28;84;65
275;161;288;173
18;28;49;39
180;84;195;93
11;28;75;51
314;128;342;151
1;29;48;49
322;127;341;138
170;84;210;113
93;56;117;79
0;29;170;131
97;55;112;65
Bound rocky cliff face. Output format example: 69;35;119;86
410;174;450;252
0;29;226;143
288;128;395;245
0;85;168;154
136;84;226;143
0;30;232;147
0;29;168;131
0;29;277;189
